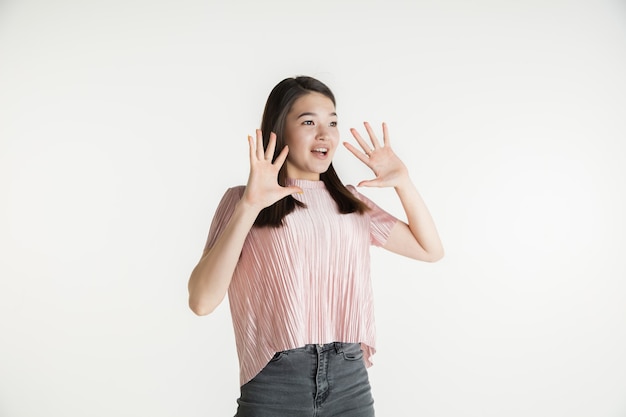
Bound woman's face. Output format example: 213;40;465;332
282;92;339;180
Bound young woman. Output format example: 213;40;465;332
188;76;443;417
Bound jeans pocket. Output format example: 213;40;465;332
269;351;285;363
340;343;364;361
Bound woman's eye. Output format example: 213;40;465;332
303;120;314;125
329;121;338;127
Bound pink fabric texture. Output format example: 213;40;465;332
204;179;398;386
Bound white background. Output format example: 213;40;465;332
1;0;626;416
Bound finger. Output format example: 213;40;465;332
357;178;381;187
273;186;303;201
265;132;277;160
255;129;265;160
248;135;256;163
382;122;390;147
343;141;371;165
363;122;381;149
349;128;374;155
283;186;303;196
273;144;290;167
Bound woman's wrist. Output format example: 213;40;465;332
393;173;415;192
234;198;264;223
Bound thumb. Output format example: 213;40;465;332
284;186;303;196
357;179;378;187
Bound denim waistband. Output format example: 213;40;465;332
282;342;360;354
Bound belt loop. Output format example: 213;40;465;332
333;342;342;354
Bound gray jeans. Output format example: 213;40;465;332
234;342;375;417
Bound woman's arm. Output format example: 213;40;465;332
188;131;302;315
383;178;444;262
188;199;260;316
344;122;444;262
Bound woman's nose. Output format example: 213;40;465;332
316;126;329;140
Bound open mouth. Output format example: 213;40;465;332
312;147;329;156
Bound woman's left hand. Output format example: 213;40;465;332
344;122;410;188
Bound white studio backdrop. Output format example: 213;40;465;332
1;0;625;416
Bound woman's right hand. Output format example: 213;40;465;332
241;129;302;211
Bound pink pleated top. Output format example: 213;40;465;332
204;179;398;386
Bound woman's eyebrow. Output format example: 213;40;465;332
297;111;338;118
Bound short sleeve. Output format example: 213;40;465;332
203;186;245;252
347;185;399;247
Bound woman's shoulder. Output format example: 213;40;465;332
216;185;245;206
225;185;246;195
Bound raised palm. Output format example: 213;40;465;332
242;130;302;211
344;122;409;188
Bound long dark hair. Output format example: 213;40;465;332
254;76;368;227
